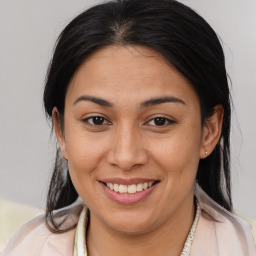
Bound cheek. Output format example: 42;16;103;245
63;120;108;183
64;132;108;205
66;136;105;173
151;126;202;180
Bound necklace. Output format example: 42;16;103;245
180;200;200;256
74;200;200;256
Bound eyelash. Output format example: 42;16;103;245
83;116;111;126
82;116;175;127
147;117;175;126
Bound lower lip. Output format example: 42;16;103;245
100;182;158;205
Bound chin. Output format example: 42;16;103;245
100;210;158;234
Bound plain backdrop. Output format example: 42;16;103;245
0;0;255;218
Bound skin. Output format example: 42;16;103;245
53;45;223;256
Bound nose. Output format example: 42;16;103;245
106;123;148;171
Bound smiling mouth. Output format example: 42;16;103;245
101;181;159;194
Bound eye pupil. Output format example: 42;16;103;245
154;117;166;126
93;116;104;125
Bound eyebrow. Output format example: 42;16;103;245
73;95;185;108
73;96;113;107
140;96;185;108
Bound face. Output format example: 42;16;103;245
54;45;217;234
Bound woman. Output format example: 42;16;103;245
3;0;256;255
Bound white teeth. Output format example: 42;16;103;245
105;182;156;194
143;183;148;189
113;183;119;192
127;184;137;193
119;184;128;193
137;183;143;192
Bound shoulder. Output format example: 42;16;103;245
194;186;256;255
237;214;256;244
2;213;53;256
2;201;84;256
0;199;42;251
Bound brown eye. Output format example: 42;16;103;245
154;117;166;126
147;117;175;127
83;116;110;126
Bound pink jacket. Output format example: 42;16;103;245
2;187;256;256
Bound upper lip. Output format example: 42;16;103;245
99;178;159;186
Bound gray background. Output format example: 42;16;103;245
0;0;255;218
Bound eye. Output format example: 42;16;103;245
147;117;175;127
82;116;111;126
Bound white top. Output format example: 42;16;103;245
2;185;256;256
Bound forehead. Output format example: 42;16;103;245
66;45;199;108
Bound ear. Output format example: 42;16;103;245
52;107;68;160
200;105;224;159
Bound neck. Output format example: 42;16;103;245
87;196;195;256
